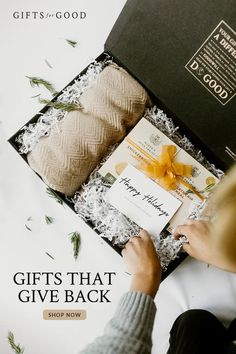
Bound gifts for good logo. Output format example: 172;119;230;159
12;11;87;20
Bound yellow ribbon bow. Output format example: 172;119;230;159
137;145;204;201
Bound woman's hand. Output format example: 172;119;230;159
174;219;213;263
174;219;236;272
122;230;162;298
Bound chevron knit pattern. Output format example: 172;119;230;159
27;64;149;196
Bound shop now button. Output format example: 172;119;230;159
43;309;86;320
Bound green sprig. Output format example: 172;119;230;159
44;59;53;69
45;215;54;225
8;331;24;354
25;224;32;232
45;252;55;260
46;187;64;205
69;231;81;260
31;93;41;99
39;98;80;112
25;216;32;232
26;76;58;96
66;39;78;48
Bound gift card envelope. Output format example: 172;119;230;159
106;164;182;236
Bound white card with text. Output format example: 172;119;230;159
106;164;182;235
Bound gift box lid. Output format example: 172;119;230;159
105;0;236;170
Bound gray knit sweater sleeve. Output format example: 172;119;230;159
80;291;156;354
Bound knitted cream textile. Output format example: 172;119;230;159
27;64;149;196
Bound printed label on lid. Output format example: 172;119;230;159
185;20;236;105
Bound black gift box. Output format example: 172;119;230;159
105;0;236;169
9;0;236;278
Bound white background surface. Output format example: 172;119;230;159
0;1;236;353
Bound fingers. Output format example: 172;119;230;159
184;219;195;225
121;241;131;256
121;230;150;257
130;236;140;243
121;247;126;257
139;229;150;240
182;242;192;255
121;236;137;256
174;224;193;239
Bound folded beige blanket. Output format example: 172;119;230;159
27;64;149;196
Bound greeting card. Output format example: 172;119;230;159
99;118;219;232
106;164;182;235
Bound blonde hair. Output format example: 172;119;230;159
207;164;236;265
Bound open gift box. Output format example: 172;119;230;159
8;0;236;278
